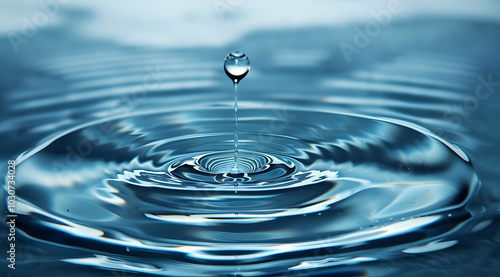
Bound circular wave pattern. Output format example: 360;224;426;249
13;108;479;276
167;150;297;185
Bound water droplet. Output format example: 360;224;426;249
224;51;250;84
126;247;130;252
448;214;452;217
318;212;322;216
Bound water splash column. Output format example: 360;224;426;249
224;51;250;172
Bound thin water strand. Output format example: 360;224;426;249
233;82;239;171
224;51;250;173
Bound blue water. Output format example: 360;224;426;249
1;6;500;277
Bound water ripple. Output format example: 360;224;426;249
12;108;479;276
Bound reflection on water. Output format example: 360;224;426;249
1;3;500;277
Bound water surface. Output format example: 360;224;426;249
1;10;500;277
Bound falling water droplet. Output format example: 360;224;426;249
224;51;250;175
224;51;251;83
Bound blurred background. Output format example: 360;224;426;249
1;0;500;276
1;0;500;160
